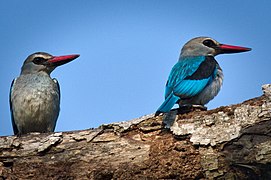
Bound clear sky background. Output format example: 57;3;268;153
1;1;270;136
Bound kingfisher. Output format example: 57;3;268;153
155;37;251;116
10;52;79;135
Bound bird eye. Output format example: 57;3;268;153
203;39;216;48
33;57;46;65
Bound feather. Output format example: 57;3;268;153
9;79;19;135
155;93;179;115
156;56;217;114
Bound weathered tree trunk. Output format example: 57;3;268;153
1;84;271;179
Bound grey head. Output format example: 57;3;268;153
180;37;251;58
21;52;80;75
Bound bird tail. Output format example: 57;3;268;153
155;93;179;116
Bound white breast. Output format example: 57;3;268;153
11;72;60;133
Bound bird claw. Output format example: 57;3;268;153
178;104;207;114
190;104;207;111
154;111;163;116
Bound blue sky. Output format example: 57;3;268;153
1;1;270;136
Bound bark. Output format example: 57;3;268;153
1;84;271;179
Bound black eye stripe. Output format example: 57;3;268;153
33;57;47;65
203;39;216;48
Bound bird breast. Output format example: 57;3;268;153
11;73;60;132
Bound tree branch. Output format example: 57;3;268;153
1;84;271;179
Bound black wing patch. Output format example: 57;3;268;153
185;56;217;80
52;78;60;132
53;78;60;101
10;79;19;135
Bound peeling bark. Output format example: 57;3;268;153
1;84;271;179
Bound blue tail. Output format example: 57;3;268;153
155;93;179;116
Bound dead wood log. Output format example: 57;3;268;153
1;84;271;179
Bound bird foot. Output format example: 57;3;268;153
178;104;207;114
190;104;207;111
155;111;162;116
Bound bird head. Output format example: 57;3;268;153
180;37;251;57
21;52;80;75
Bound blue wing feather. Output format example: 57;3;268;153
174;78;210;97
165;56;206;98
156;93;180;115
156;56;213;114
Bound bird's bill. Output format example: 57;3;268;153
219;44;251;54
48;54;80;66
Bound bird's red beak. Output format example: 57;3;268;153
48;54;80;66
219;44;251;54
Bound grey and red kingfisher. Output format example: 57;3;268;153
155;37;251;115
10;52;79;135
